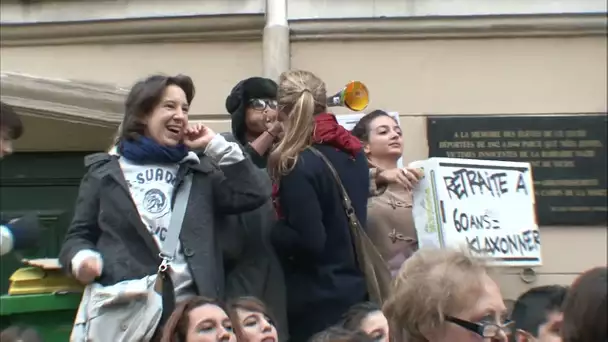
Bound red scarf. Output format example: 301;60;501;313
272;113;362;218
312;112;362;156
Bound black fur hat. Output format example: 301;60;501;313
225;77;278;144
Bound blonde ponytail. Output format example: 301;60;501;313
269;70;327;179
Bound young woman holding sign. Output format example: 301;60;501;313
351;110;423;277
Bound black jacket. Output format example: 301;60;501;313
59;151;269;299
271;144;370;342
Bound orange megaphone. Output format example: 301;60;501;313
326;81;369;112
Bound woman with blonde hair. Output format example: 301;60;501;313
269;70;370;341
383;248;513;342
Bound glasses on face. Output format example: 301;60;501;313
445;315;514;338
249;98;278;111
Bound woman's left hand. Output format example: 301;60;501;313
377;167;423;191
184;122;216;150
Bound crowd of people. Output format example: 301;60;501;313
0;69;606;342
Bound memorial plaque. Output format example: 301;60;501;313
427;114;607;226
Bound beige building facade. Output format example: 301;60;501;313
1;0;606;300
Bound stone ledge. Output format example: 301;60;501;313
0;14;265;46
2;13;604;46
1;72;127;126
0;72;232;126
0;0;265;24
290;13;608;40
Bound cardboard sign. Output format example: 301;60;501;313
336;112;403;167
409;157;542;267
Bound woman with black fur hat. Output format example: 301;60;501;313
224;77;283;168
221;76;289;341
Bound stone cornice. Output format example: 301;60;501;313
1;13;604;46
0;72;230;126
290;13;608;41
0;14;265;46
1;72;127;127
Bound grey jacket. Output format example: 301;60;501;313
59;148;270;300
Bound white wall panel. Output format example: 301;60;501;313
2;0;605;24
287;0;606;19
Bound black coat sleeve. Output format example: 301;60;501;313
212;158;271;216
58;168;102;274
242;144;268;169
274;162;327;258
220;132;268;169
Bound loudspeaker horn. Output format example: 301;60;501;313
326;81;369;112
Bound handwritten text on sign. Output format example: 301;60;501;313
410;158;542;266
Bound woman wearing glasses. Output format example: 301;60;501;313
225;77;283;168
223;77;288;339
384;248;513;342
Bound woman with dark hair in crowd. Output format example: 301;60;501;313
221;77;288;339
341;302;390;342
225;77;282;168
228;296;279;342
269;70;370;341
161;296;236;342
59;74;269;338
561;266;607;342
351;110;422;277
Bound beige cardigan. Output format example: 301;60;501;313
368;168;419;277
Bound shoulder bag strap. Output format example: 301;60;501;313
154;173;192;298
307;147;363;237
159;173;193;268
308;147;392;305
153;173;193;325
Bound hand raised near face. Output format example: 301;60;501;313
266;121;284;139
183;122;217;150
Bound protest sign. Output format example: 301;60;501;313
336;112;403;167
409;157;542;267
